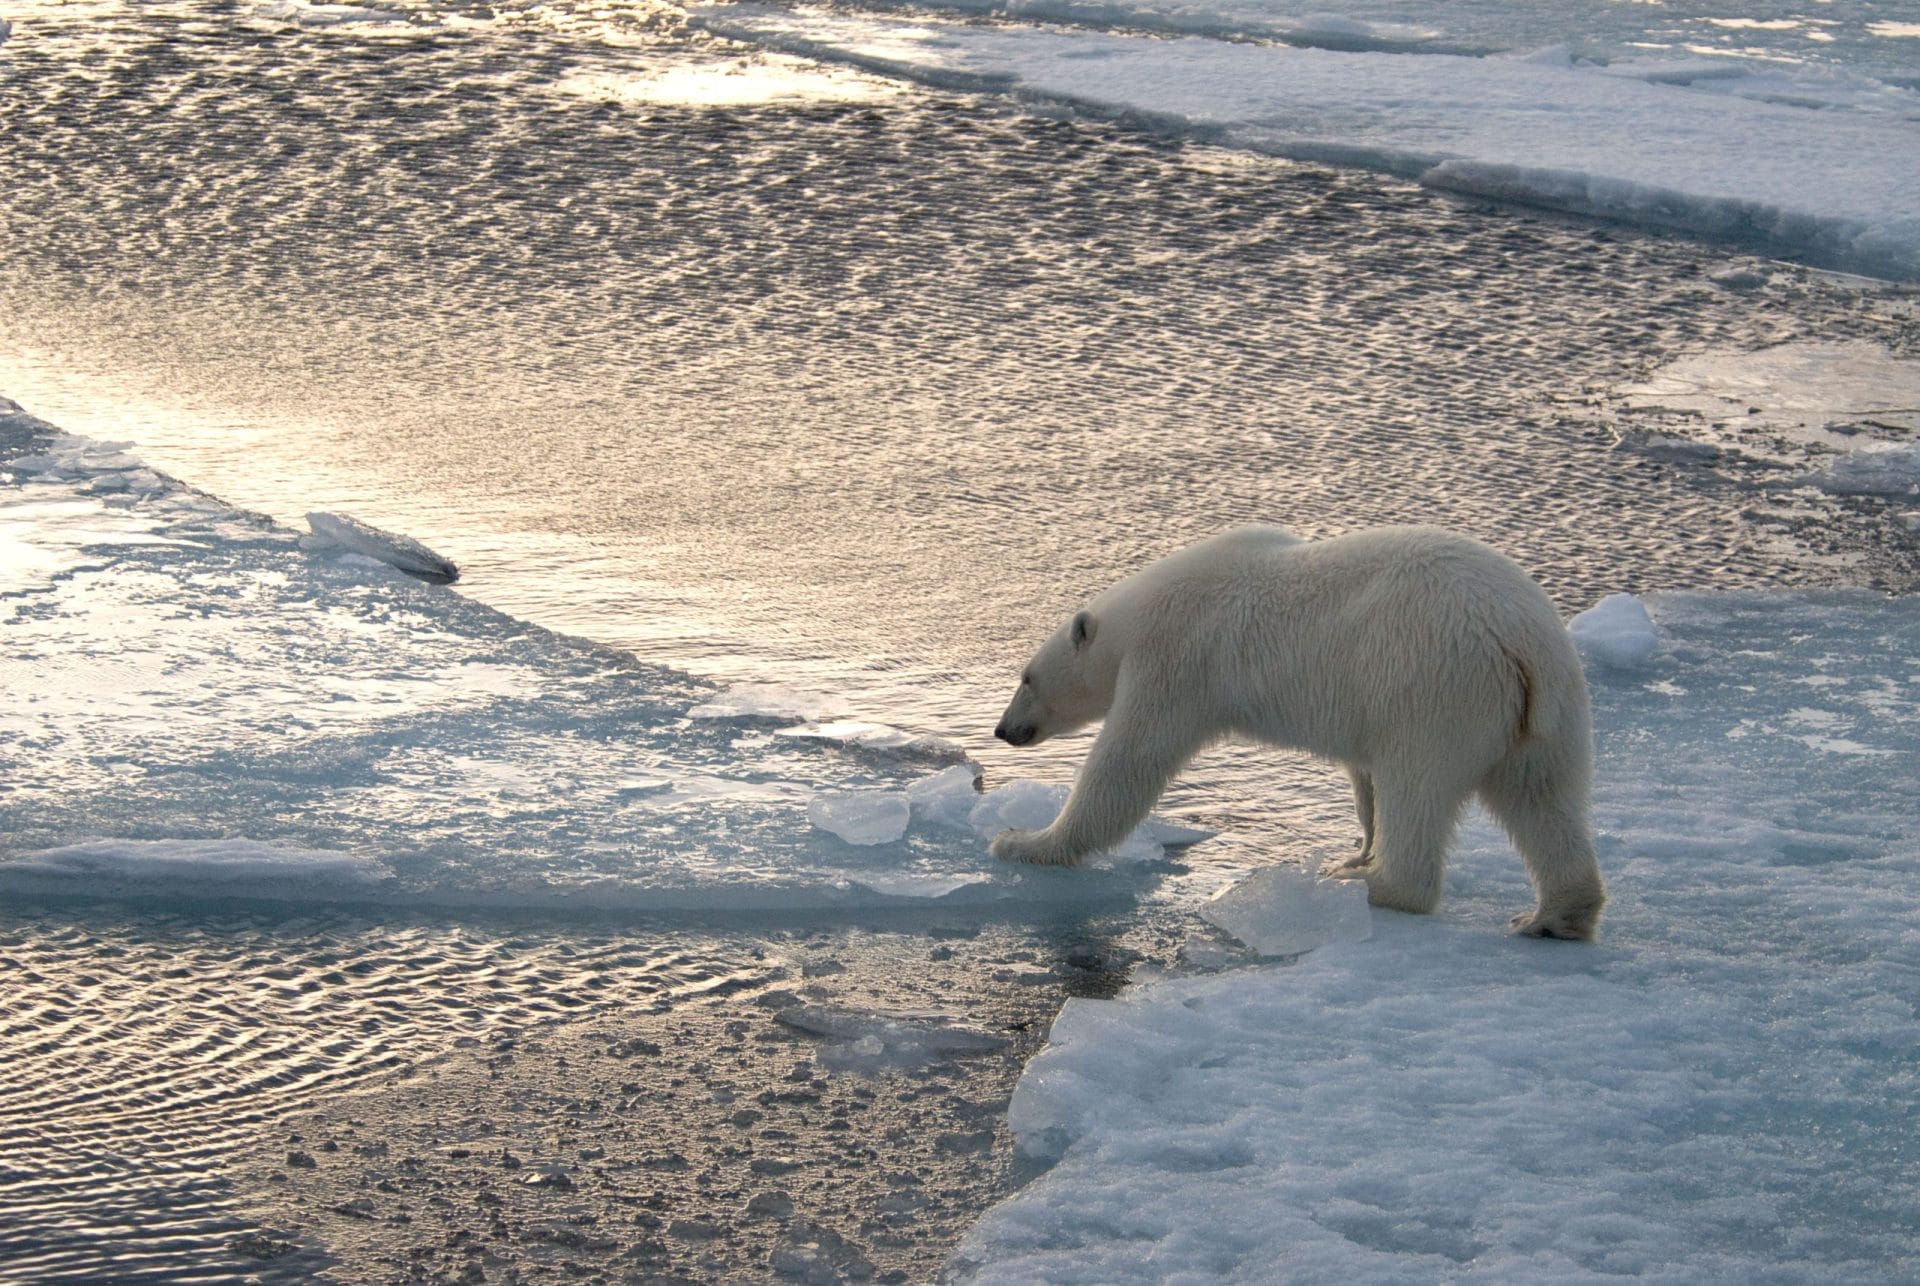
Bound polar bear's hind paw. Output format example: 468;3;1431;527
1319;852;1372;880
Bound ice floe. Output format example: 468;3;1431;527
954;587;1920;1281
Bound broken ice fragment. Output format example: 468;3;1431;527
808;790;910;846
1570;592;1658;670
1200;866;1372;957
306;511;459;582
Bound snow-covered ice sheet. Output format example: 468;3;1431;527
694;4;1920;279
953;589;1920;1281
0;406;1187;916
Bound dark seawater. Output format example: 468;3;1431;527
2;2;1917;1280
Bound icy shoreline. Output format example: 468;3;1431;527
693;4;1920;281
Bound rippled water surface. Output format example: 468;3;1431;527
0;905;1154;1282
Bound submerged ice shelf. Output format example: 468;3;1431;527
0;405;1193;916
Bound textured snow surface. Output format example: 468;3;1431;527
954;589;1920;1282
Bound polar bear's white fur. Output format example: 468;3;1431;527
990;525;1607;940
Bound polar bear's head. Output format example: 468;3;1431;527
994;609;1111;747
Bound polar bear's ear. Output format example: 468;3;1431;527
1071;610;1096;650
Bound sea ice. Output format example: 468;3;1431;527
1198;865;1372;957
1798;444;1920;497
1569;591;1658;669
693;5;1920;280
6;838;391;889
967;780;1162;864
10;415;1171;917
808;790;912;846
906;764;986;828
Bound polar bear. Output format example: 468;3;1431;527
990;525;1607;940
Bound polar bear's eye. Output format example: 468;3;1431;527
1020;672;1033;687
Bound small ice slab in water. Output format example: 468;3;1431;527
808;790;911;846
306;511;459;582
1570;592;1659;669
687;683;851;722
967;779;1163;863
774;719;970;762
907;764;985;828
1199;865;1372;957
776;1004;1009;1071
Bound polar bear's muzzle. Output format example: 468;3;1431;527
994;720;1038;747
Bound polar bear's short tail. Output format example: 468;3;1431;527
1502;644;1536;744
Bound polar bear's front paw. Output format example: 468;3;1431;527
990;829;1080;867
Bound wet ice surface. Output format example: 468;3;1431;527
0;409;1186;1281
957;592;1920;1282
0;408;1204;916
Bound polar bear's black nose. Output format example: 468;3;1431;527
996;722;1035;747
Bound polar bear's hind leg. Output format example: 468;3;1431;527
1477;744;1607;941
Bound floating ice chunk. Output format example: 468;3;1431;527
774;719;971;762
687;683;851;722
808;790;911;846
3;838;390;887
1136;816;1216;848
1176;932;1247;971
305;511;459;582
968;779;1162;863
1199;865;1372;957
907;764;986;828
1796;444;1920;497
776;1004;1009;1061
257;0;409;27
968;779;1070;836
1571;592;1659;669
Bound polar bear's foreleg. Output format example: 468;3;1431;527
991;692;1202;868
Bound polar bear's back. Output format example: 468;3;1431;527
1100;525;1585;764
